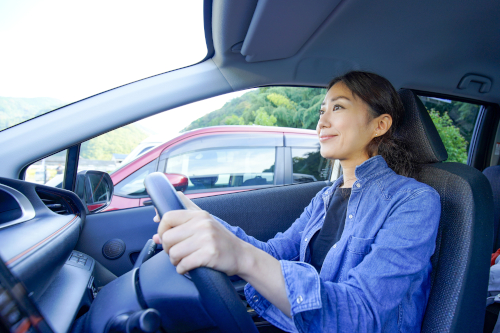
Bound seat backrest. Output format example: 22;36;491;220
483;166;500;252
397;90;494;332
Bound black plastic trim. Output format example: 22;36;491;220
470;104;500;171
201;0;215;62
284;147;293;184
63;144;80;191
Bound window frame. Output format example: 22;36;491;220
411;89;492;168
163;146;281;195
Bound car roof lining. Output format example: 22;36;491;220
212;0;500;103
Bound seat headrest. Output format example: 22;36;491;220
396;89;448;164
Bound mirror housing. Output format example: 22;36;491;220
75;170;114;213
164;173;188;192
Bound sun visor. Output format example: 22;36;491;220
240;0;341;63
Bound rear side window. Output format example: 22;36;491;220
292;148;331;183
418;96;481;163
165;148;276;192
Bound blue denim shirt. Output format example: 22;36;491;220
215;155;441;332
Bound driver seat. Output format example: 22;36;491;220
396;89;494;332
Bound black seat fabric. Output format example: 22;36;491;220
483;166;500;252
397;89;494;332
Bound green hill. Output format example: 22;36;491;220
0;96;67;131
182;87;327;131
80;124;149;160
0;96;149;161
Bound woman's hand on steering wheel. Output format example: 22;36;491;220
152;192;252;277
152;191;200;240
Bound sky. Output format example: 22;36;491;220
0;0;250;135
136;89;255;137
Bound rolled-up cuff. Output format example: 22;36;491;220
280;260;322;316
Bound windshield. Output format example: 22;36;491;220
0;0;207;132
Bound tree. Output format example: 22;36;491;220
253;108;277;126
428;109;468;163
222;114;245;125
421;98;479;150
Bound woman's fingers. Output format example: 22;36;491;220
152;193;198;225
161;221;198;253
153;207;160;223
177;191;201;211
175;248;213;275
167;233;204;266
152;233;161;244
154;207;246;276
157;210;212;247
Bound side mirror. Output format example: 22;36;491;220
164;173;188;192
75;170;114;213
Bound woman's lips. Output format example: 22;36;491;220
319;135;336;142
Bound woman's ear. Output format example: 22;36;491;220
374;114;392;136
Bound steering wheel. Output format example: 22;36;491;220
144;172;258;333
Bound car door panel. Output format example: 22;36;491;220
76;181;330;276
194;181;330;242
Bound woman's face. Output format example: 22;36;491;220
317;82;379;162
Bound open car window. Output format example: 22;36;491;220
24;86;334;212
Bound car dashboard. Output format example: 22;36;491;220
0;177;92;333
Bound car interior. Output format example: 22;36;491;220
0;0;499;332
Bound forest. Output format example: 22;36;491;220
183;87;327;131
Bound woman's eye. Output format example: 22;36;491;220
319;109;325;115
333;104;343;111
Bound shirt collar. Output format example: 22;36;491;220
325;155;391;199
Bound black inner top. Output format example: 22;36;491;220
309;186;351;272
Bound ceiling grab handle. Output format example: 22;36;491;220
458;74;492;93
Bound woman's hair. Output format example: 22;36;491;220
327;71;416;177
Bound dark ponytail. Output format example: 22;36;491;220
327;71;416;177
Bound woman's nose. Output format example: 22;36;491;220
317;115;329;129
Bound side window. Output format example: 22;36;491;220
24;149;68;187
418;96;481;163
292;147;331;183
114;161;156;197
24;86;328;212
165;148;276;192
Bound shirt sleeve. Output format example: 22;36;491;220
212;187;328;261
246;188;441;333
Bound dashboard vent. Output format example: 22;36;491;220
36;189;74;215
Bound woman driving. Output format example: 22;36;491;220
153;71;441;332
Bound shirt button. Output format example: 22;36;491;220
305;238;308;242
349;214;353;219
333;244;337;248
356;183;361;188
253;295;259;302
296;295;303;304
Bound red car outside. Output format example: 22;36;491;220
106;125;333;211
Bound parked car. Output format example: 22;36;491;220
0;1;498;333
107;125;335;211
